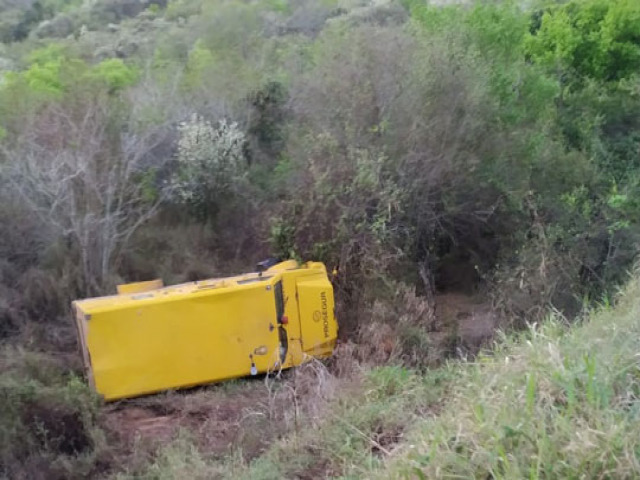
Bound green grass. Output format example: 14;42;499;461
237;366;453;480
117;272;640;479
381;272;640;479
115;364;454;479
0;348;107;479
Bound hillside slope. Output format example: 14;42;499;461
122;270;640;479
380;271;640;478
1;0;640;477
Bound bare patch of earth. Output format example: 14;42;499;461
101;380;286;464
435;292;498;353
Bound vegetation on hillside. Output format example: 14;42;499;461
1;0;639;335
0;0;639;477
119;269;639;479
384;271;640;478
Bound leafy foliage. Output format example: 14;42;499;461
0;0;640;477
0;0;638;322
171;115;247;220
526;0;640;82
89;58;139;91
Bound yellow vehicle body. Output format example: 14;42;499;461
72;260;338;401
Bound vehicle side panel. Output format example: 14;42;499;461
78;283;280;400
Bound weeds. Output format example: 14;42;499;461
0;347;107;479
382;274;640;479
113;271;640;479
120;356;454;479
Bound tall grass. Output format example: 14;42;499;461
126;273;640;479
0;348;107;479
382;273;640;478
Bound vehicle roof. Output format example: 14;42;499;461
72;260;326;315
74;271;278;315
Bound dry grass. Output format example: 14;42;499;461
356;282;441;368
0;347;108;480
109;359;365;479
119;353;451;479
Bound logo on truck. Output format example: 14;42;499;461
320;291;329;339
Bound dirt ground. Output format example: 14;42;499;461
100;361;347;474
101;379;284;465
435;292;498;353
99;292;497;473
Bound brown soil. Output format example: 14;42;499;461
98;292;497;476
101;381;284;465
435;292;498;353
22;400;91;455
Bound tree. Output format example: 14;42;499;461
1;96;170;293
526;0;640;83
171;114;247;220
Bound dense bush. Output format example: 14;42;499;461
171;115;248;220
0;348;106;479
0;0;638;340
0;1;639;477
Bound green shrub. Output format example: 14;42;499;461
90;58;139;91
526;0;640;83
0;348;105;479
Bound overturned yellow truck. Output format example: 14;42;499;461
72;260;338;401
